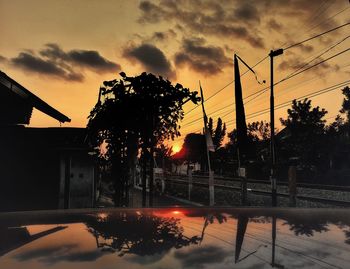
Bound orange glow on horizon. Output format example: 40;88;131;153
172;144;181;154
172;210;181;215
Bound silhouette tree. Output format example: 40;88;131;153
86;211;200;257
213;118;227;150
207;117;226;150
208;117;214;137
247;121;271;142
283;219;329;237
340;86;350;124
279;98;328;169
174;133;206;170
87;72;200;206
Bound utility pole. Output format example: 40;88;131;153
199;81;215;206
269;48;283;207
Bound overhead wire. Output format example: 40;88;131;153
181;46;350;130
306;6;350;35
172;20;350;143
224;80;350;128
184;56;269;116
283;22;349;51
242;35;350;107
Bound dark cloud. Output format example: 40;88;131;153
13;244;107;265
267;19;283;31
7;43;120;82
278;56;339;76
40;43;69;61
138;0;346;50
123;43;176;79
297;43;314;53
233;3;260;23
68;50;120;73
151;29;177;42
138;0;265;49
11;52;84;82
0;55;7;62
174;245;230;268
174;37;231;76
40;43;120;73
138;1;164;23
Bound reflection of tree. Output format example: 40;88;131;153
283;220;329;237
85;212;200;257
182;212;227;243
249;216;270;224
200;213;227;243
343;230;350;245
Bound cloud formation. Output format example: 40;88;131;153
278;55;339;76
175;37;231;76
138;0;345;50
138;0;266;49
174;245;230;268
13;244;106;264
11;52;84;82
151;29;177;42
6;43;121;82
123;43;176;79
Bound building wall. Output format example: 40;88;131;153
58;153;95;209
0;126;61;212
171;163;201;175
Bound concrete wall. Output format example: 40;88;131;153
59;152;95;209
172;163;201;175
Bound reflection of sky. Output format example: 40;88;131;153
1;211;350;269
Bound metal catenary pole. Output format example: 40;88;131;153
269;49;283;207
199;81;215;206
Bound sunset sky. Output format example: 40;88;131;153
0;0;349;148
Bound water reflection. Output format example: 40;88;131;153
85;211;200;257
0;226;67;257
0;209;350;268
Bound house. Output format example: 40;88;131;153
0;71;96;211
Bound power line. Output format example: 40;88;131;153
276;47;350;86
283;22;350;51
286;35;350;79
306;1;335;29
243;38;350;108
173;24;350;142
306;6;350;34
224;80;350;127
233;47;350;110
184;56;268;116
184;20;349;120
180;48;349;131
224;63;349;122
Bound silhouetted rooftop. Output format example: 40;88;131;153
0;71;71;124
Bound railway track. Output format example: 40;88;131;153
164;178;350;207
168;174;350;192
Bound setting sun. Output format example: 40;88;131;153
172;144;181;154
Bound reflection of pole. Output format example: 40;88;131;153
269;49;283;207
200;82;215;206
188;167;192;200
142;153;147;207
288;166;297;207
64;155;71;209
149;146;154;207
206;145;214;206
235;215;248;263
271;216;276;267
200;215;210;244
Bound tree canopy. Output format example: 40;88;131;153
87;72;200;206
279;98;328;166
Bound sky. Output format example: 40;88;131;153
0;0;349;149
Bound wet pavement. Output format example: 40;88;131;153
1;208;350;268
